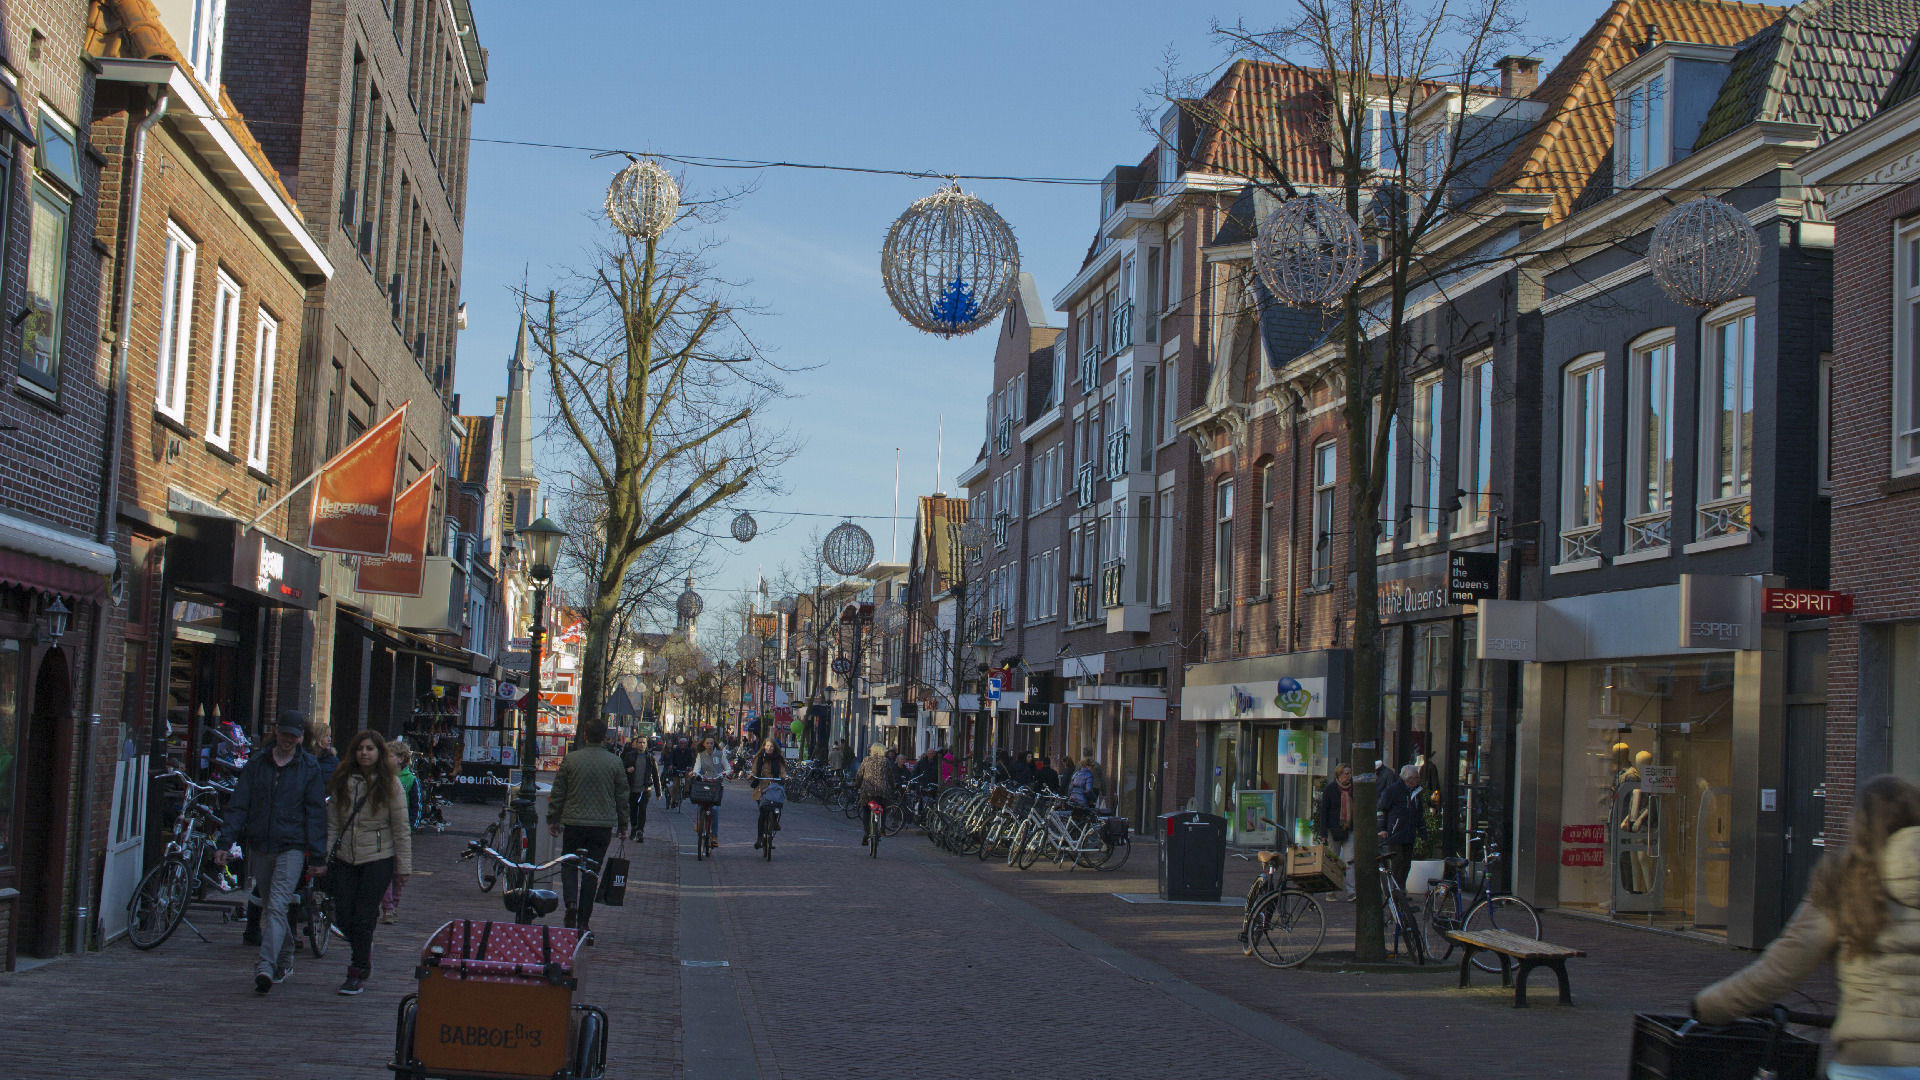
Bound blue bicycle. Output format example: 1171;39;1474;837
1423;834;1541;971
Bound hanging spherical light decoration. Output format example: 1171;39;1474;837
776;595;798;617
735;634;761;661
730;511;758;543
880;181;1021;337
1253;193;1365;309
876;600;906;633
823;520;875;577
676;582;704;620
1648;196;1761;308
605;158;680;241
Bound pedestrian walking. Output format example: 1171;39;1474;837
939;746;959;786
1033;757;1060;795
215;710;327;994
326;730;411;994
1010;752;1034;787
623;735;662;842
1377;764;1424;891
546;717;629;935
1068;750;1098;809
1317;763;1357;900
306;719;338;780
1693;774;1920;1079
856;744;896;846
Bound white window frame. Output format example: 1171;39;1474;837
203;272;243;449
1625;330;1676;553
1697;298;1757;539
21;182;70;387
245;308;278;471
1213;478;1234;609
1457;352;1494;535
1153;488;1173;607
188;0;229;93
1374;397;1398;551
154;222;197;423
1616;72;1667;185
1560;353;1606;563
1412;372;1444;542
1359;100;1405;171
1311;442;1337;586
1256;462;1273;595
1894;220;1920;474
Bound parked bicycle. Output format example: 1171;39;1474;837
291;862;337;959
473;798;532;894
127;770;240;949
1424;834;1540;971
1235;818;1327;969
1380;854;1431;964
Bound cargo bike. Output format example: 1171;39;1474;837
389;842;611;1080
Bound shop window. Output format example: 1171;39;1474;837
1697;300;1756;541
155;223;197;423
1413;372;1444;541
1212;478;1233;608
1559;354;1605;563
1311;442;1337;586
1457;352;1494;533
1256;462;1273;596
245;309;278;471
1626;332;1676;552
1374;396;1398;550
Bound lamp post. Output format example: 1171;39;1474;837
971;632;996;767
516;512;567;852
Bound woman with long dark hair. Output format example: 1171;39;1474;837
326;730;411;995
1695;774;1920;1078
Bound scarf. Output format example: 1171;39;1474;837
1339;782;1352;829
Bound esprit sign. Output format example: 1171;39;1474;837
1762;588;1854;615
1678;574;1760;651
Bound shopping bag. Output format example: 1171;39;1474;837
597;841;629;907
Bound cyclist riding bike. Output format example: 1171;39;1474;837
692;736;729;844
750;738;787;851
856;744;896;848
665;736;696;806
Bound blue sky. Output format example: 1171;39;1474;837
455;0;1614;629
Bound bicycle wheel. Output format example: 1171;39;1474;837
476;824;501;892
1075;830;1112;869
1096;837;1131;872
307;891;335;958
1425;881;1457;962
1247;889;1326;969
868;812;881;857
1014;829;1046;870
883;803;905;836
127;857;191;949
1462;896;1542;972
502;822;531;890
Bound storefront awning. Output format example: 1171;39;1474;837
0;509;114;600
170;514;320;609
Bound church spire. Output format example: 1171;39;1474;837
502;300;536;482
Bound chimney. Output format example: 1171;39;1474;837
1496;55;1542;98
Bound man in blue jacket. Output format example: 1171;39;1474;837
214;710;328;994
1376;763;1426;893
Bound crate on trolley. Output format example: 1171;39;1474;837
391;919;608;1080
1284;844;1348;893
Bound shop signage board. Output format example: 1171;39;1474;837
1448;551;1499;604
1679;574;1760;650
307;403;407;556
1017;700;1053;725
1233;790;1277;845
235;528;319;609
1132;695;1168;722
356;467;437;596
1762;588;1854;615
1640;765;1678;794
1182;677;1327;721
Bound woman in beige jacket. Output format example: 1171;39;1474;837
1694;774;1920;1079
326;730;412;996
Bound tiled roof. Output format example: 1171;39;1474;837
1696;0;1920;146
84;0;302;217
1487;0;1784;224
458;415;494;485
1885;36;1920;104
1186;60;1343;186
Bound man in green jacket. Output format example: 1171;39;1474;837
547;717;629;933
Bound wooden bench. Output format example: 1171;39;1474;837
1444;929;1585;1008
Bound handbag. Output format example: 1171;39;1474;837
596;839;629;908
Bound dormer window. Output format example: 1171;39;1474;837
188;0;228;91
1415;124;1448;191
1618;73;1666;183
1360;103;1404;170
1101;180;1116;225
1158;110;1180;191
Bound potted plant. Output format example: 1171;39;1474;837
1406;800;1448;895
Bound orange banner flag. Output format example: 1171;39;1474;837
355;467;436;597
308;403;408;556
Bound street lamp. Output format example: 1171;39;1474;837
516;511;567;858
972;632;997;764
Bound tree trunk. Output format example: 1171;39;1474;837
1344;303;1388;964
576;561;626;745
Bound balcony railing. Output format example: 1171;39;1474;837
1559;523;1602;564
1075;462;1097;508
992;511;1009;550
996;417;1012;456
1696;496;1751;542
1080;345;1099;395
1624;511;1671;553
1069;580;1096;624
1104;429;1130;481
1109;299;1134;353
1100;561;1125;609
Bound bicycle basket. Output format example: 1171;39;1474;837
988;788;1009;809
760;782;785;807
1010;792;1036;816
1628;1014;1820;1080
688;778;724;806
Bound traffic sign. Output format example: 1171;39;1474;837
831;657;852;675
987;675;1002;701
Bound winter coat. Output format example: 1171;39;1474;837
1696;827;1920;1067
1318;779;1354;843
326;772;412;875
1068;765;1097;807
217;747;327;858
1034;765;1061;794
547;744;631;831
1377;780;1424;846
625;747;662;795
667;746;696;774
856;755;897;801
694;748;729;779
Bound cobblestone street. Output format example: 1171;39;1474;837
0;784;1835;1079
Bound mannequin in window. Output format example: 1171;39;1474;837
1617;750;1658;895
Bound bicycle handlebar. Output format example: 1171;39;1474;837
461;840;596;875
155;769;232;798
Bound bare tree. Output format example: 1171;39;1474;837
1163;0;1536;962
531;189;796;731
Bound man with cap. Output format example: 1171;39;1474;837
215;710;328;993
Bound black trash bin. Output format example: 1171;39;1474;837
1157;811;1227;901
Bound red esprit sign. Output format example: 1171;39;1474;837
1762;588;1854;615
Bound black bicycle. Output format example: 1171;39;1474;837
1380;854;1430;964
1424;834;1540;970
460;841;602;926
753;776;785;861
473;799;531;894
